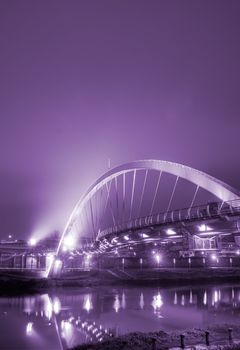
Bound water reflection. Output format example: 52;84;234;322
121;291;126;309
113;294;120;313
189;290;193;304
1;284;240;349
203;290;207;305
152;292;163;318
43;294;53;319
83;294;93;313
174;291;177;304
26;322;33;335
140;292;144;309
53;297;61;314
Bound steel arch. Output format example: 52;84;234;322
55;160;240;255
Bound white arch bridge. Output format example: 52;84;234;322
48;160;240;275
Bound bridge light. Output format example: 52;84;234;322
199;224;211;232
155;254;161;264
55;259;62;266
63;235;75;249
29;237;37;246
167;229;176;235
54;259;62;274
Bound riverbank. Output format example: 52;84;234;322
70;324;240;350
1;267;240;295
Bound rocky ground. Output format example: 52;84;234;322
70;324;240;350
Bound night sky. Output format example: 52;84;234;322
0;0;240;239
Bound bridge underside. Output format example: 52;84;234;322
57;202;240;273
48;160;240;276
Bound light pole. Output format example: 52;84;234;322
155;254;160;268
173;258;176;268
122;258;125;271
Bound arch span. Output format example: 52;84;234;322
54;160;240;256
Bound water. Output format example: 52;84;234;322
0;283;240;349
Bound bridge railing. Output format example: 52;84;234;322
97;198;240;240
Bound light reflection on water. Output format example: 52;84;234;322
1;284;240;349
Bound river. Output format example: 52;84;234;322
0;283;240;349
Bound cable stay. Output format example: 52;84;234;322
150;171;162;216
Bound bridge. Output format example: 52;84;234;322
47;160;240;276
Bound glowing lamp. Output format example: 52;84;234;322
55;259;62;267
199;224;211;232
63;235;75;249
29;238;37;246
167;228;176;235
155;254;161;264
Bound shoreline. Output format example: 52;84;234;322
70;324;240;350
1;267;240;295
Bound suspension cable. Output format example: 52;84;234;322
150;171;162;215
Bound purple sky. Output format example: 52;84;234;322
0;0;240;239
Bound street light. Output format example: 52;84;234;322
211;254;217;261
63;235;75;250
167;229;176;235
199;224;211;232
122;258;125;270
29;238;36;246
155;254;161;266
